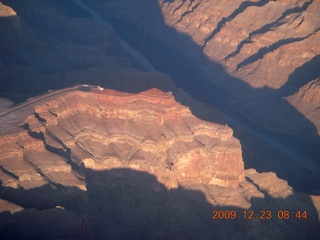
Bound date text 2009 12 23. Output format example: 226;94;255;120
212;210;307;220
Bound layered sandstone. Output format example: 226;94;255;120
0;88;319;239
87;0;320;149
18;88;243;189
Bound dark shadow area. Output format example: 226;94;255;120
233;127;313;192
0;1;126;103
1;168;319;239
0;182;90;239
0;182;87;213
279;54;320;96
0;14;72;102
42;0;92;19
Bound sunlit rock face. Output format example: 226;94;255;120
0;88;319;239
85;0;320;148
0;2;16;17
18;88;244;189
159;0;320;88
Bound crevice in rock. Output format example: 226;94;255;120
34;112;47;123
175;0;201;24
236;26;320;70
201;0;269;49
173;0;186;14
48;110;58;117
75;142;95;159
226;0;313;60
0;166;19;180
24;155;66;191
293;15;304;29
22;123;45;140
65;148;81;171
245;176;266;197
194;138;208;151
22;122;81;172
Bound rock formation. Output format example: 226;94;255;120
0;88;319;239
86;0;320;154
1;88;243;190
1;0;320;238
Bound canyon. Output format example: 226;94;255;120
83;0;320;160
0;0;320;239
0;87;319;239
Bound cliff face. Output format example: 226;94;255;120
86;0;320;148
0;88;319;239
6;88;243;190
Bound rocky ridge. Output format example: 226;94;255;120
11;88;243;190
0;88;319;239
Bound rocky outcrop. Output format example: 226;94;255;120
18;88;243;189
0;88;319;239
0;2;16;17
86;0;320;150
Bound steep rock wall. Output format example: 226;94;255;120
85;0;320;148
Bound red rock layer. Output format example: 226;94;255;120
22;88;243;189
1;87;319;239
88;0;320;146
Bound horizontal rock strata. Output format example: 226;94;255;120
20;88;244;189
0;88;319;239
88;0;320;148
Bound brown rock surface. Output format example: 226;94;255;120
18;87;243;189
0;88;319;239
86;0;320;149
0;2;16;17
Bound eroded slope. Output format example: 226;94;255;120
0;88;319;239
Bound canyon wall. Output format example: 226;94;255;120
0;0;320;238
0;88;319;239
7;88;244;189
85;0;320;151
